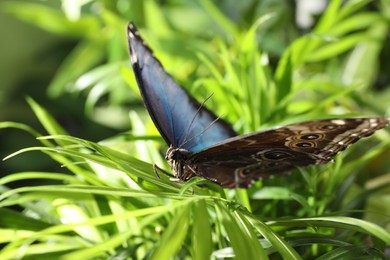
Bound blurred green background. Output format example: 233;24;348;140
1;0;390;258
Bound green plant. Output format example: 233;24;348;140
1;0;390;259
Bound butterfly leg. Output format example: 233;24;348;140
153;164;173;178
153;164;182;183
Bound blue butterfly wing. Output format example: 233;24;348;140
127;23;236;152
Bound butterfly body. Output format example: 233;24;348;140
127;22;388;188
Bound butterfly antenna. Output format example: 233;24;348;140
180;93;214;145
179;114;224;149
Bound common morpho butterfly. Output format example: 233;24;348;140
127;22;389;188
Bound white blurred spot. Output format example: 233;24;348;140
295;0;328;29
331;119;346;125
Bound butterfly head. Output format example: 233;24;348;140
165;146;195;181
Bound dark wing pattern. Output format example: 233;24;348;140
192;117;389;188
127;23;236;152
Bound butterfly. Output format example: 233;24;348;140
126;22;389;188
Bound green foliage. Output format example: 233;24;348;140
1;0;390;259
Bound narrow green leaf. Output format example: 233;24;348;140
26;97;68;141
216;201;267;259
268;216;390;244
243;212;302;260
199;0;239;39
0;208;51;231
61;230;133;260
0;172;82;186
314;0;343;33
342;20;388;87
275;53;292;111
316;245;387;260
331;12;382;36
192;200;212;260
306;33;367;62
47;39;105;97
150;203;191;259
338;0;374;21
252;187;293;200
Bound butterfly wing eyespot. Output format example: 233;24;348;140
319;124;339;130
262;150;292;160
241;168;255;176
298;134;323;140
294;142;315;148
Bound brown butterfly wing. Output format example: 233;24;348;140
191;117;388;188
